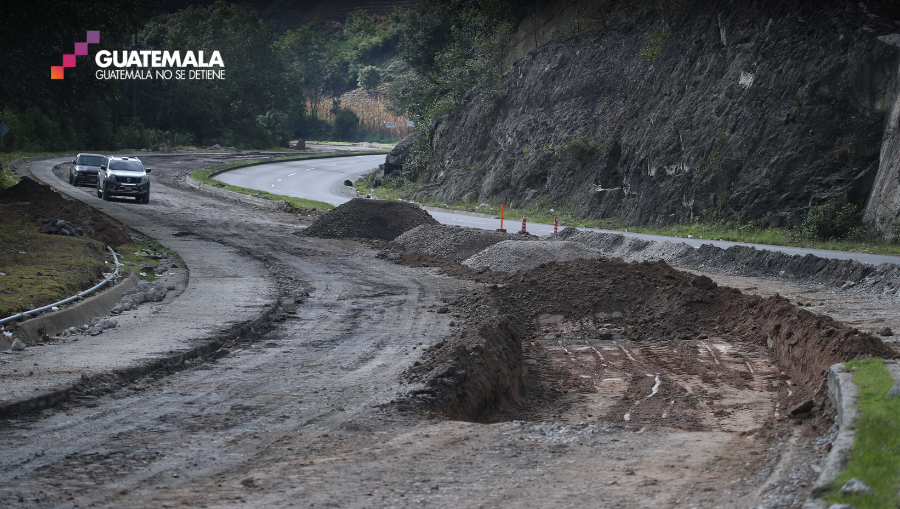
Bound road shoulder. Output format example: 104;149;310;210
0;158;279;416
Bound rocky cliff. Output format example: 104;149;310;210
412;0;900;235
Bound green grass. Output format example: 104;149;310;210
190;151;389;211
0;212;111;317
359;180;900;256
825;358;900;509
114;241;179;282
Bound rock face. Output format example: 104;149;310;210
864;34;900;239
412;0;900;229
384;131;423;174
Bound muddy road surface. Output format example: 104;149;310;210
0;153;888;508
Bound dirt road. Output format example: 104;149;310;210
0;154;888;508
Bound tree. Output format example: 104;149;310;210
358;66;382;92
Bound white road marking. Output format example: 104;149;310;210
288;173;296;176
277;179;282;182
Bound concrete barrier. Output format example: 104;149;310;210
15;273;141;342
803;363;859;508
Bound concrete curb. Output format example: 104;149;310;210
185;174;290;211
15;273;141;343
803;363;859;509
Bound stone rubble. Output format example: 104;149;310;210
462;240;601;272
39;219;83;236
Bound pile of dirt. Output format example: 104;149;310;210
406;315;525;422
462;240;600;272
405;257;894;425
552;228;900;298
394;224;533;263
302;198;438;241
0;177;132;247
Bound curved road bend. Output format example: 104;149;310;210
0;153;840;508
216;154;900;266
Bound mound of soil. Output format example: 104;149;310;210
406;257;894;424
0;177;132;247
462;240;601;272
302;198;438;241
394;224;533;263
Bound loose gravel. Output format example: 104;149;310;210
394;224;533;263
551;228;900;298
462;240;600;272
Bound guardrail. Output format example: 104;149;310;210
0;246;123;325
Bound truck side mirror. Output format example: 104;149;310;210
100;165;106;171
145;168;151;173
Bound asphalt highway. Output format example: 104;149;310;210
215;154;900;266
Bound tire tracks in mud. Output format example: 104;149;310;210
0;156;872;508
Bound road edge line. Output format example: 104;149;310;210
186;151;389;210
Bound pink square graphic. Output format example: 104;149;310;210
74;42;88;55
63;54;76;67
86;31;100;44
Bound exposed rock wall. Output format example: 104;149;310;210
413;0;900;228
864;34;900;239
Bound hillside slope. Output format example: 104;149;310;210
411;0;900;237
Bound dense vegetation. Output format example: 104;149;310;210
0;1;417;152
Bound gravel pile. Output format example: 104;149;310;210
462;240;600;272
552;228;900;297
394;224;533;263
302;199;438;241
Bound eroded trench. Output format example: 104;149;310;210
403;257;893;429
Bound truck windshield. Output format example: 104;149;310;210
76;155;105;166
109;160;144;172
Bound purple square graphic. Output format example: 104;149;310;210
75;42;88;56
63;54;76;67
86;31;100;44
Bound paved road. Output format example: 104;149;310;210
216;154;900;266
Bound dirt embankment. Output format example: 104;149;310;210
399;253;894;426
405;314;525;422
1;177;132;247
302;198;437;240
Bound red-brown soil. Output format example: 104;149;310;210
402;256;894;428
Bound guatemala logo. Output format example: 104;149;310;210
51;31;100;79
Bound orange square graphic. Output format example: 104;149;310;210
51;66;65;79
